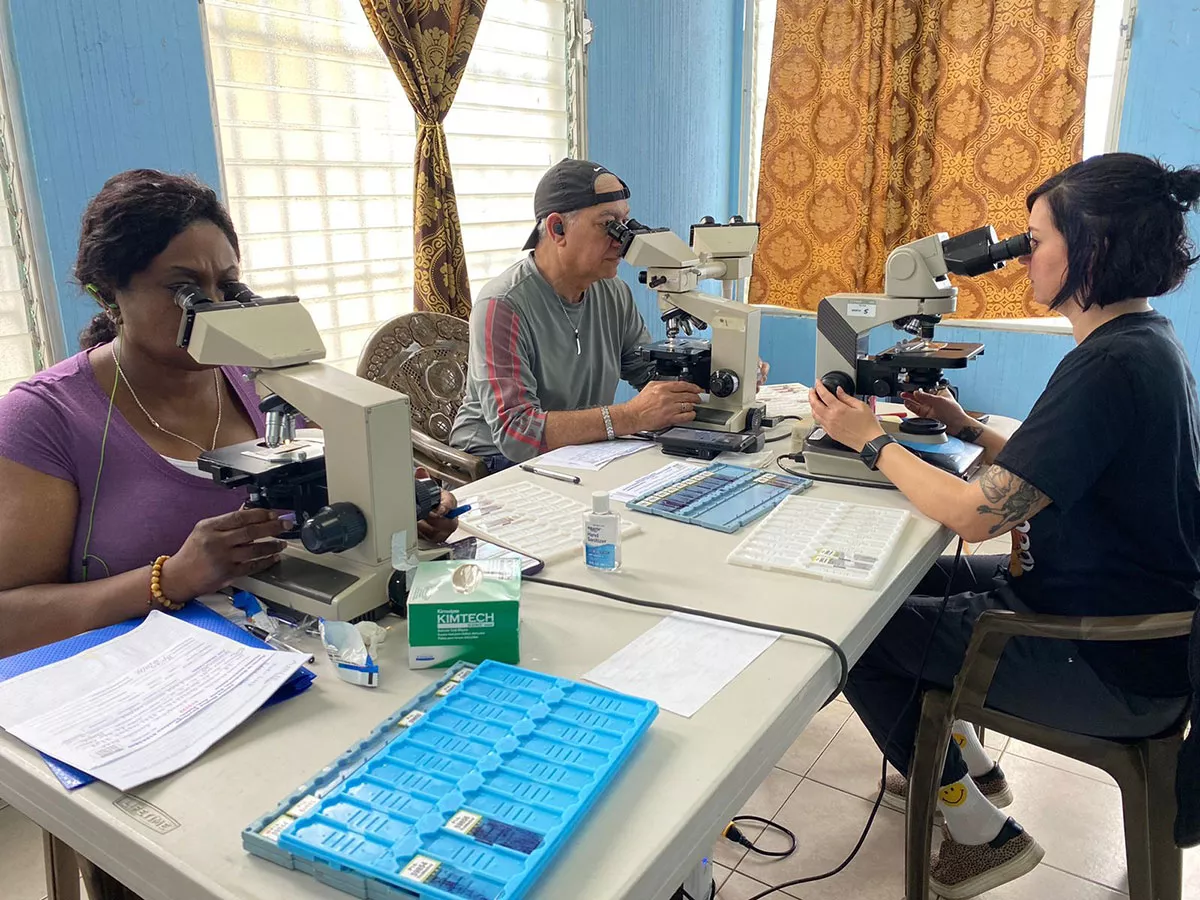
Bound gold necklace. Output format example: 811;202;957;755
114;342;223;453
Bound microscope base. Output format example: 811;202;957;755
802;430;985;486
233;550;393;622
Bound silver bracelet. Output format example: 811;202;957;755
600;405;616;441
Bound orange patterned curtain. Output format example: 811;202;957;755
359;0;486;319
751;0;1092;319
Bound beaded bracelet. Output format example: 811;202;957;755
149;555;186;612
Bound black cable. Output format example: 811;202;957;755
765;432;793;444
776;455;899;491
524;577;849;707
762;414;803;428
530;540;965;898
726;816;797;858
743;538;965;900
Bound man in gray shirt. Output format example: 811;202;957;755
449;159;705;469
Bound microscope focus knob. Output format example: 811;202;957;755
710;369;740;398
820;372;855;396
871;378;894;397
301;502;367;554
638;271;648;284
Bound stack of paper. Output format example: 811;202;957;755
0;611;308;790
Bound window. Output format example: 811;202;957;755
745;0;1135;221
204;0;570;368
0;44;50;395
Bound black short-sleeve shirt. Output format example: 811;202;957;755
994;311;1200;697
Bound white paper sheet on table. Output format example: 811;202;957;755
583;613;779;717
533;440;654;471
610;461;704;503
0;611;308;791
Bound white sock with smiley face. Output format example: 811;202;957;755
937;776;1009;845
951;719;995;777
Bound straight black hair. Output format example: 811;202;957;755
1026;153;1200;312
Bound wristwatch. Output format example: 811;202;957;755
860;434;898;470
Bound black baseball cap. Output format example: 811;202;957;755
522;158;631;250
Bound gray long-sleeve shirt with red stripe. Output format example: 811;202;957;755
449;254;656;463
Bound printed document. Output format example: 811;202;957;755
534;440;653;471
0;611;308;790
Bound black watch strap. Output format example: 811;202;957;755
861;434;897;470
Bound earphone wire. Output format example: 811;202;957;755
80;338;120;580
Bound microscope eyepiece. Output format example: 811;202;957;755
223;281;263;304
941;226;1032;277
606;218;662;257
993;231;1032;261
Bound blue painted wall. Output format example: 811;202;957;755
587;0;743;402
1120;1;1200;373
4;0;221;353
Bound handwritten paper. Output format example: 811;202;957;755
534;440;654;471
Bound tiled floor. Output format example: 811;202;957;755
705;694;1200;899
2;701;1198;899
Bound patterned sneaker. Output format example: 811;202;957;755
931;818;1044;899
880;764;1013;815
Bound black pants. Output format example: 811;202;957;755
844;554;1189;787
480;453;515;475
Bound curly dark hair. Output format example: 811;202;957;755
1027;153;1200;312
76;169;240;349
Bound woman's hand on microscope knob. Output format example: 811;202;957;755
621;380;704;431
809;381;884;453
901;389;968;431
159;508;287;603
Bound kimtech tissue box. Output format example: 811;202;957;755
406;559;521;669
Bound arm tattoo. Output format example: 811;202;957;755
975;465;1049;536
953;423;984;443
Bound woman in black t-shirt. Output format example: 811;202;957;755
810;152;1200;899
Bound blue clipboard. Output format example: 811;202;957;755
0;601;316;789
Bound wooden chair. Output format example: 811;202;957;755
357;312;487;489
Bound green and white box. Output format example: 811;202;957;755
406;559;521;669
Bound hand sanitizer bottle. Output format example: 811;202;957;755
583;491;622;572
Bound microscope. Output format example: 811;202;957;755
175;285;443;621
804;226;1031;484
610;216;806;459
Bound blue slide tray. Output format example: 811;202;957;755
625;462;812;533
244;660;657;900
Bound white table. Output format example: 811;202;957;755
0;419;1015;900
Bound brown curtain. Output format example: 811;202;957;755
751;0;1092;319
360;0;486;319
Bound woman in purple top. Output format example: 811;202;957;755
0;170;455;658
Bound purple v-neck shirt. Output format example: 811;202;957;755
0;347;266;582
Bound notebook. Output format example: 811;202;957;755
0;601;316;789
